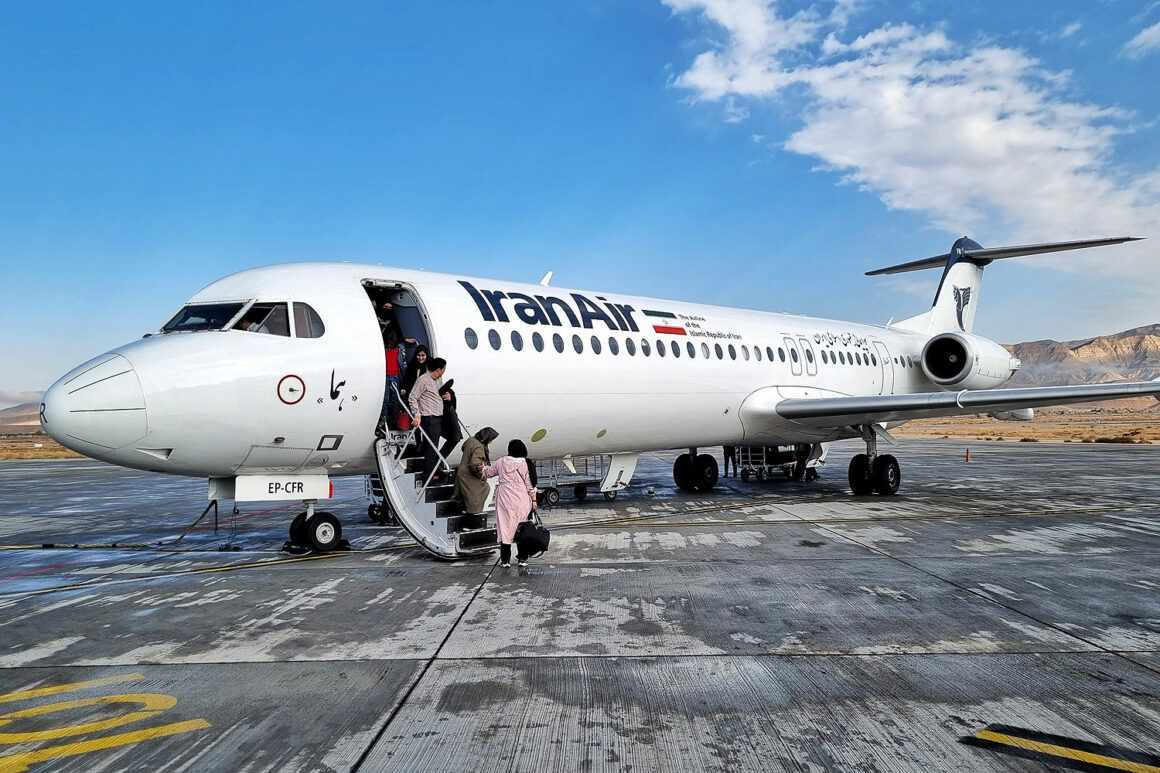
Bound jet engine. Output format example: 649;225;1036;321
920;332;1019;390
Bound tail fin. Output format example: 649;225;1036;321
869;236;1142;334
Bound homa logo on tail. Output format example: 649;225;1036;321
953;286;972;329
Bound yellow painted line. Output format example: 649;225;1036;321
0;674;144;705
0;718;209;773
975;729;1160;773
0;693;177;743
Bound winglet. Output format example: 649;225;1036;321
539;271;554;287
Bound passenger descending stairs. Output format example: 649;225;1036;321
373;437;498;559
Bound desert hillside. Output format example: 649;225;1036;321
0;402;42;434
900;323;1160;443
1006;323;1160;387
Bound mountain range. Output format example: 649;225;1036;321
1006;324;1160;387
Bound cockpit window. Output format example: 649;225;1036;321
234;303;291;336
292;303;326;338
162;303;245;333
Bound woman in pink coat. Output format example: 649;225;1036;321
485;439;537;569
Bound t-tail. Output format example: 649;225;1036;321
868;236;1143;334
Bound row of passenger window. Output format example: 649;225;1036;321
464;327;921;371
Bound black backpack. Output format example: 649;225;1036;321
514;511;551;558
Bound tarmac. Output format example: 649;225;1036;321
0;439;1158;771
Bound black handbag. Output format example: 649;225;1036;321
514;511;551;558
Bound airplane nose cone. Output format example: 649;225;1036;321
42;353;148;452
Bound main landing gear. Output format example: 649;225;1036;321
848;426;901;496
674;448;719;493
288;501;346;552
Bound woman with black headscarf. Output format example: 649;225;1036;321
400;344;429;402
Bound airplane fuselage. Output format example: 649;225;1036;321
40;262;1013;479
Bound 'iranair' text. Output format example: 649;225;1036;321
459;281;641;332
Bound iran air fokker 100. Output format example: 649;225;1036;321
40;236;1159;558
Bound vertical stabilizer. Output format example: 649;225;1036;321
868;235;1141;335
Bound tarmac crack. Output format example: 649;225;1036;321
350;558;500;771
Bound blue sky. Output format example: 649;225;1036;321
2;1;1159;405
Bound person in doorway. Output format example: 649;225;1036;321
401;344;429;402
408;357;447;482
486;439;537;570
382;329;407;430
455;427;498;515
722;445;737;478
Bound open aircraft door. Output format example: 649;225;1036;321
873;340;894;395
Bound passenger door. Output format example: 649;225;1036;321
873;340;894;395
783;336;802;376
797;336;817;377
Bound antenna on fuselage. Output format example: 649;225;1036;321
539;271;554;286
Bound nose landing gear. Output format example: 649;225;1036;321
287;501;346;552
848;426;901;496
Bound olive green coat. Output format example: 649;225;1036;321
455;437;490;514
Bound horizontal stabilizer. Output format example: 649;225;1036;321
867;236;1142;276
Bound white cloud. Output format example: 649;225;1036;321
1059;21;1082;40
664;1;1160;291
1123;21;1160;59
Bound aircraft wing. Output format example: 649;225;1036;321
775;381;1160;427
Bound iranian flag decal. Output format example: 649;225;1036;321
643;309;686;335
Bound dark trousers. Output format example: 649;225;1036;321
439;405;463;459
723;446;736;477
500;543;528;564
420;415;444;479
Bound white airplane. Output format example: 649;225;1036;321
40;236;1159;558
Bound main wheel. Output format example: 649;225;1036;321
289;512;309;544
306;512;342;551
694;454;719;492
871;454;901;496
848;454;873;496
673;453;697;492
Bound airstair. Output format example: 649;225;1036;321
372;392;498;560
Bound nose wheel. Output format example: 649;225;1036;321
288;505;345;552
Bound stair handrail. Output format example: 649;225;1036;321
390;383;456;498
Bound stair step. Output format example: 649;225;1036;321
444;512;487;534
435;500;464;518
458;527;498;552
423;484;455;503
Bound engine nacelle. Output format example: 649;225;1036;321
921;332;1018;390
